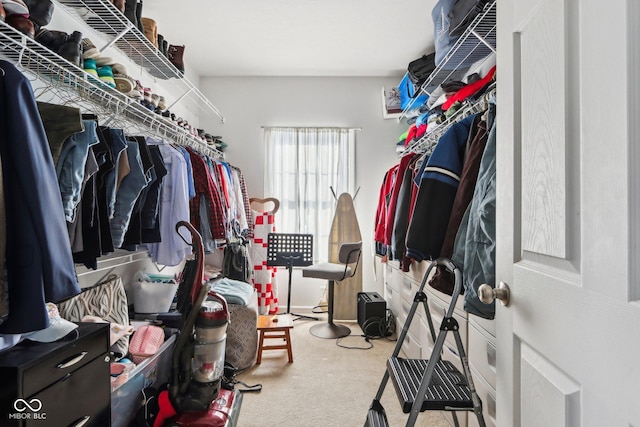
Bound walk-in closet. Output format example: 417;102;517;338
0;0;639;426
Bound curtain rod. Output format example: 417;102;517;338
261;126;362;131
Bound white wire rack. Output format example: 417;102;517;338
54;0;225;123
0;20;222;159
399;0;497;120
404;84;495;156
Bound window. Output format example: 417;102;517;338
264;127;356;261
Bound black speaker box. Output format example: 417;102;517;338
357;292;387;336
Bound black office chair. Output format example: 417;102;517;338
302;241;362;339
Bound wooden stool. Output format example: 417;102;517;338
256;314;294;364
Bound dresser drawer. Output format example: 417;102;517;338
468;321;496;390
22;324;108;397
26;352;110;427
468;366;496;427
399;329;423;359
426;295;468;352
0;323;110;426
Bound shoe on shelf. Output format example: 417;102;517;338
97;65;116;88
0;3;5;21
7;14;34;38
141;17;157;48
126;86;143;100
24;0;53;27
123;0;136;24
142;86;152;103
135;0;143;33
95;55;116;66
1;0;29;16
57;30;83;66
35;28;67;51
110;62;127;76
81;38;100;59
83;57;98;77
167;44;184;74
157;95;166;111
126;79;143;100
156;33;164;54
114;74;135;94
110;0;124;13
161;38;168;58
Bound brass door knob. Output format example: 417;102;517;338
478;282;511;306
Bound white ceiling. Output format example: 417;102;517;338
142;0;436;78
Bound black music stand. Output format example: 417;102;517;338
266;233;318;321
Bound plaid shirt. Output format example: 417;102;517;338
185;148;226;241
232;165;254;236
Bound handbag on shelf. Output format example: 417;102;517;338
58;274;130;359
222;238;251;283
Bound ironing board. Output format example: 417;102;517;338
328;193;362;320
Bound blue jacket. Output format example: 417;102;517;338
0;61;80;334
406;114;477;262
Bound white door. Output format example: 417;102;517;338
495;0;640;426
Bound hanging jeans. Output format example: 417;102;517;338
103;128;128;219
55;119;100;222
110;139;150;248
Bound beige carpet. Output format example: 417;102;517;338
235;314;453;427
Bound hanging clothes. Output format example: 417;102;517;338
249;198;279;315
405;113;477;262
429;114;489;295
384;152;417;258
373;164;399;256
452;101;496;319
0;60;80;334
185;147;226;247
146;141;191;266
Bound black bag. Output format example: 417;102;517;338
222;239;251;283
448;0;491;38
407;53;436;87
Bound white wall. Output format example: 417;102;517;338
199;76;403;312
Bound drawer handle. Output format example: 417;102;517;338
57;351;88;369
71;415;91;427
487;342;496;370
487;393;496;418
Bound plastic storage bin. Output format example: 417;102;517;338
111;332;176;427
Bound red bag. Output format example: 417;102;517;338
129;325;165;364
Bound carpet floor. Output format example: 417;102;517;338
235;313;455;426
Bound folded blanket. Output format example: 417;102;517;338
210;278;255;306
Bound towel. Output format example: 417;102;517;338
210;278;255;306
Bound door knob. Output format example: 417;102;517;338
478;282;511;306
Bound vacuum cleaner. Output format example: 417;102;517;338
154;221;242;427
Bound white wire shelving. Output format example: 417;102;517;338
55;0;225;123
0;19;223;159
399;0;497;121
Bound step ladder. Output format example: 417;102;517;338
365;258;486;427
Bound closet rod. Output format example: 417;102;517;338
261;126;362;131
405;84;496;156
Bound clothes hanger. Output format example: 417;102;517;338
249;197;279;215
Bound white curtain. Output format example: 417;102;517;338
264;127;356;262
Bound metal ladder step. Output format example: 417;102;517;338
365;399;390;427
387;357;475;413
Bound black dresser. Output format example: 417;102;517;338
0;323;111;426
